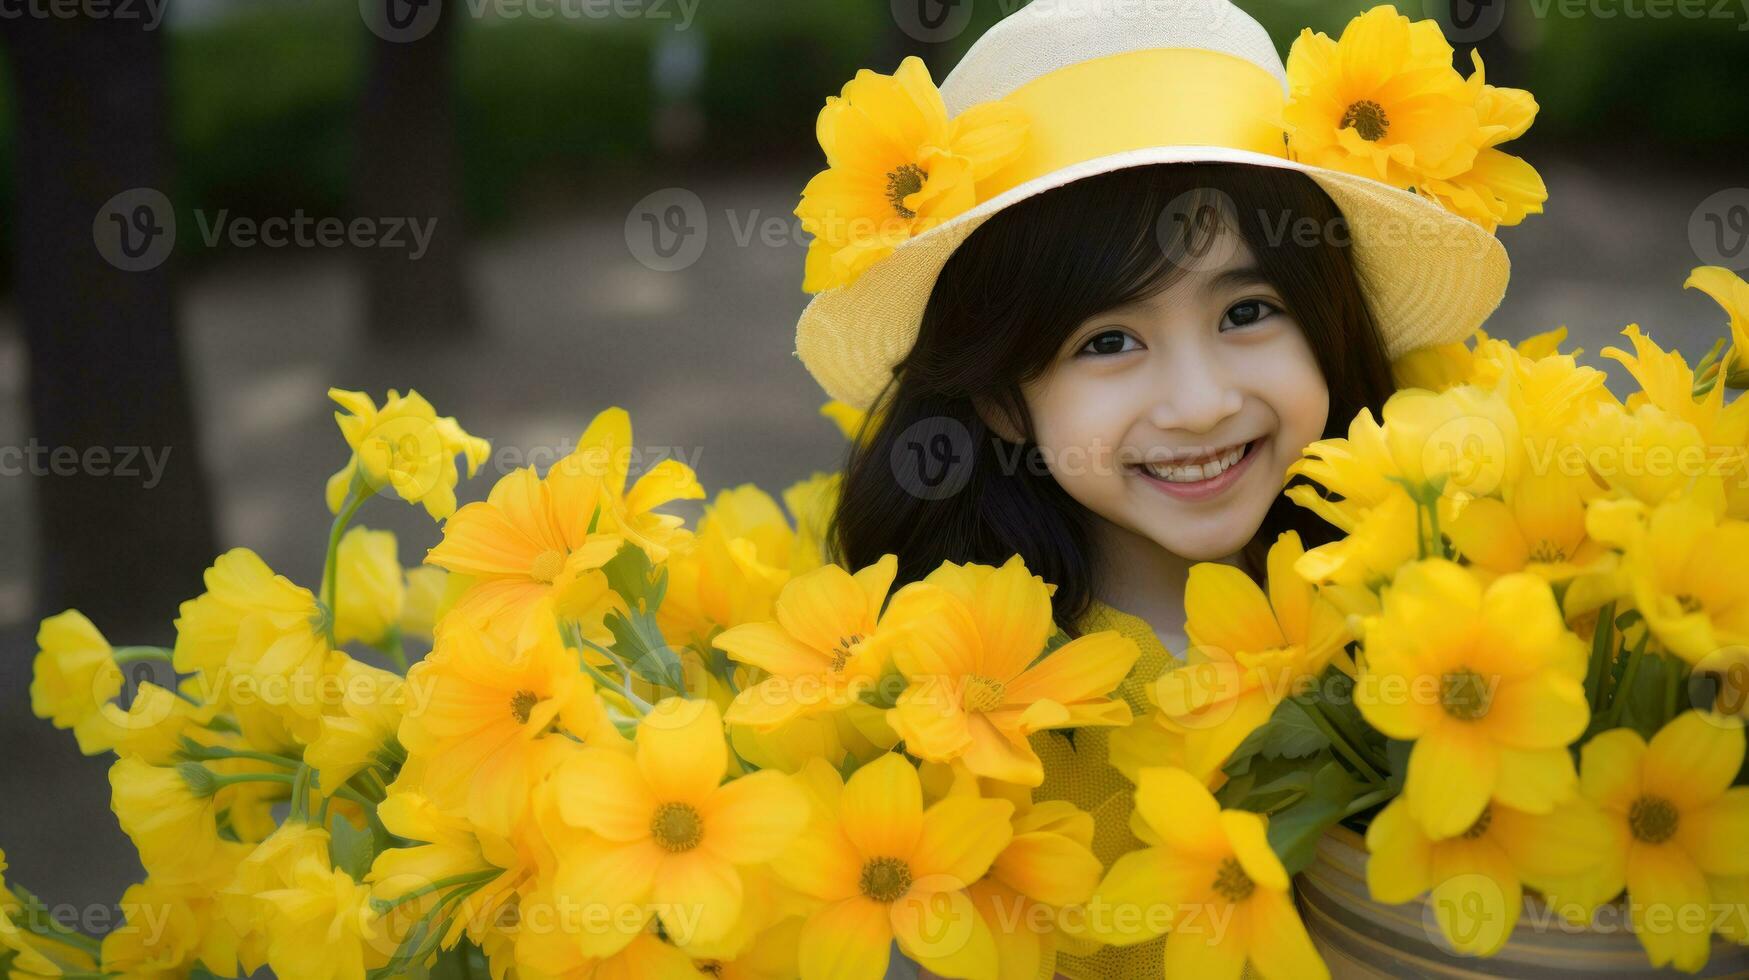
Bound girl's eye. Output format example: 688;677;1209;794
1223;299;1281;330
1077;330;1141;357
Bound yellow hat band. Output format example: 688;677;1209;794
977;47;1290;200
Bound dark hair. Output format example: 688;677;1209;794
826;163;1396;633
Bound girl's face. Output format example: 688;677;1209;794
1018;227;1330;562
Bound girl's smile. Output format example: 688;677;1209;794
1127;434;1267;501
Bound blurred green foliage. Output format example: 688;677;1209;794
0;0;1742;284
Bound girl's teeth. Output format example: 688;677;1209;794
1144;443;1248;483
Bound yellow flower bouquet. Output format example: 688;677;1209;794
10;389;1154;980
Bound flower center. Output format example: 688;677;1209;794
1676;593;1704;615
1528;540;1567;563
1212;856;1255;903
961;674;1007;713
1340;99;1389;141
529;549;566;584
859;856;913;903
1628;795;1679;844
886;163;926;220
1440;668;1493;721
509;689;539;725
1461;805;1493;840
649;802;704;852
829;633;864;673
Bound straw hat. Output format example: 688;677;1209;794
793;0;1525;410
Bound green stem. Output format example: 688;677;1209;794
10;887;102;957
209;771;375;811
1606;633;1650;728
1343;784;1398;818
1297;697;1384;784
181;741;302;769
112;645;172;665
373;869;501;915
1584;600;1617;712
321;476;373;647
1663;654;1687;725
378;627;409;673
1315;690;1391;775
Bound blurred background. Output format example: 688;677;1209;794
1;0;1746;924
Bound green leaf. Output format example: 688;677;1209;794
1265;759;1359;876
607;609;684;692
1615;652;1671;741
1246;699;1331;762
330;809;379;880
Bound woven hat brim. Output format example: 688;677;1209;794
795;144;1509;409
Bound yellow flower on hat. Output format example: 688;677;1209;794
1419;52;1546;232
1282;6;1480;190
797;55;1027;293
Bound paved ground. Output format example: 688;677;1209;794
1;157;1744;919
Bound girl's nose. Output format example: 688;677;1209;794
1148;349;1243;435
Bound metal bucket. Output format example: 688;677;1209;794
1295;826;1749;978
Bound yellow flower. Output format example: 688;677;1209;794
1365;794;1611;956
1121;531;1349;786
87;681;218;764
820;399;867;440
255;854;378;980
549;698;808;954
398;607;602;835
306;657;407;788
1086;767;1327;978
367;787;532;955
29;609;122;753
327;526;405;646
511;900;702;980
172;547;325;687
881;555;1139;785
727;703;896;775
1418;52;1546;231
659;484;796;647
776;753;1013;980
715;554;899;730
1586;493;1749;665
108;757;224;885
424;461;625;643
797;55;1027;293
783;471;840;576
1358;559;1589;838
217;819;332;972
1686;265;1749;379
325;387;488;521
1446;468;1613;588
99;876;250;980
399;566;451;639
1555;712;1749;971
1282;6;1479;190
552;407;705;562
925;764;1103;979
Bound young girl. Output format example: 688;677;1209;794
792;0;1522;976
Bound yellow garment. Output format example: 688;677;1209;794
1031;599;1178;980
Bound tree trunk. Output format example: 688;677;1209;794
355;0;474;344
2;14;217;642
